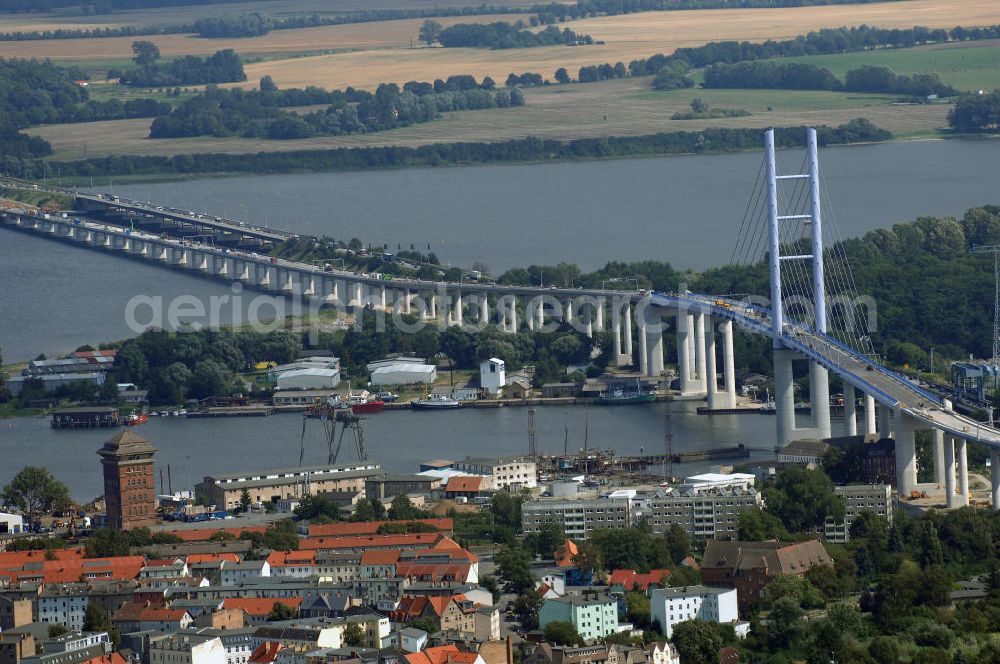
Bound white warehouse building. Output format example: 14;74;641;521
650;585;740;639
275;368;341;390
479;358;506;396
370;363;437;386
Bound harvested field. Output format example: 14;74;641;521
27;78;949;161
234;0;1000;90
0;14;528;61
0;0;540;32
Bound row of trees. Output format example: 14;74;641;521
948;90;1000;133
111;43;246;88
192;11;272;38
9;119;890;181
149;83;523;140
703;60;957;98
529;0;907;24
430;20;592;49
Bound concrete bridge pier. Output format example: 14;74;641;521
894;414;919;496
194;252;210;272
932;430;946;485
497;296;517;333
774;348;797;447
648;310;664;377
564;299;574;327
236;261;251;283
694;312;707;393
878;405;893;439
213;256;229;278
476;294;488;323
623;304;633;365
581;304;593;338
638;312;649;376
256;265;272;290
448;293;463;326
676;311;692;391
349;282;363;308
810;363;832;439
173;248;189;268
957;437;969;506
864;394;877;435
156;245;170;263
302;274;316;297
944;436;959;508
594;301;604;333
378;285;387;310
705;315;718;408
842;383;857;436
721;320;737;409
611;303;622;364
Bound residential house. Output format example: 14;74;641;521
0;596;32;630
537;595;619;643
825;485;893;544
221;562;271;587
222;599;302;626
149;634;225;664
607;570;671;594
113;603;193;633
649;585;740;638
701;540;833;613
522;501;632;541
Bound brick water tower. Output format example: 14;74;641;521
97;430;158;530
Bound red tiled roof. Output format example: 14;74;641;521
115;601;189;623
396;563;473;582
298;533;443;551
186;553;241;564
308;518;453;537
554;540;578;568
607;569;671;591
0;548;86;566
80;653;128;664
223;598;302;617
1;556;145;585
249;642;284;664
144;558;183;567
265;551;316;567
361;550;401;566
445;476;483;493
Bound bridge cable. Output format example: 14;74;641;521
730;156;766;267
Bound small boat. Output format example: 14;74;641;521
352;399;385;414
376;391;399;402
177;409;188;416
411;394;461;410
125;412;149;425
596;389;657;405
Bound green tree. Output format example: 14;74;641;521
343;623;366;647
2;467;71;527
84;528;131;557
407;617;439;634
496;543;534;594
267;601;296;621
663;524;689;564
869;636;901;664
625;592;651;630
260;75;278;92
690;98;709;114
737;508;789;541
238;489;252;514
554;67;570;84
83;603;121;649
513;591;543;630
131;40;161;66
419;20;443;45
491;492;523;531
261;520;299;551
48;624;69;638
388;494;424;520
671;620;722;664
544;621;581;646
763;467;844;533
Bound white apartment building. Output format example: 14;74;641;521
38;585;90;631
825;484;893;543
522;499;632;540
649;585;739;638
649;488;763;540
451;457;537;490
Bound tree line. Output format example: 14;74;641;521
530;0;906;24
111;45;246;88
149;80;523;140
3;120;886;182
948;91;1000;133
562;24;1000;87
431;21;592;49
0;0;258;11
703;60;958;98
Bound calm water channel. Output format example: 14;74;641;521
0;140;994;494
0;400;833;502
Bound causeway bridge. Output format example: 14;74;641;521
2;128;997;510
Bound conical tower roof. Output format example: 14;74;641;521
97;429;158;458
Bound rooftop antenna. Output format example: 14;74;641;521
528;407;538;459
